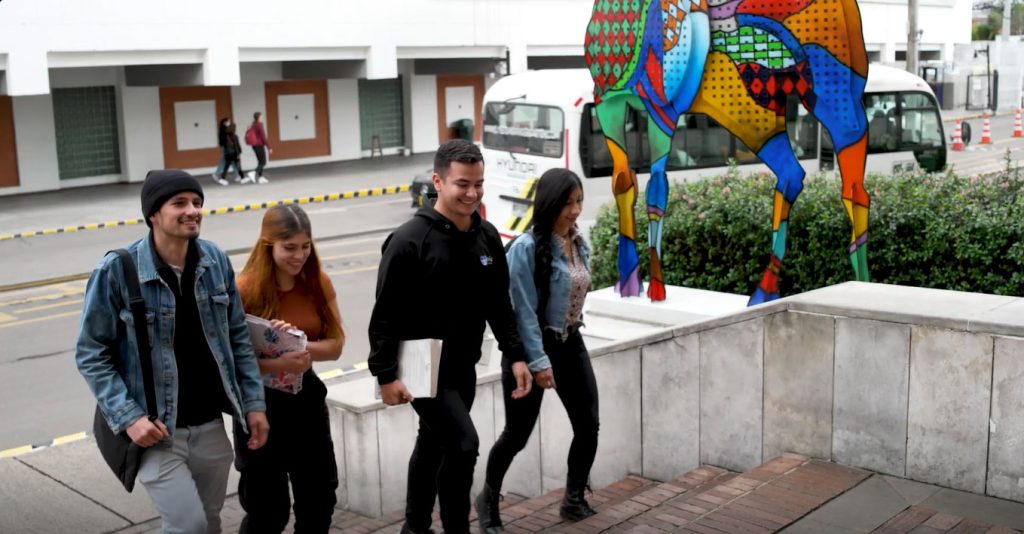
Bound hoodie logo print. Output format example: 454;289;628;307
480;255;493;266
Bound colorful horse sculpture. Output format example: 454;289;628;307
585;0;870;304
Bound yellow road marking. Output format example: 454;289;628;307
16;298;84;314
0;312;16;324
354;361;369;370
318;369;343;380
52;432;87;446
0;445;33;458
0;310;81;330
0;287;85;308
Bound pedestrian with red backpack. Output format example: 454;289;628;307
245;112;272;184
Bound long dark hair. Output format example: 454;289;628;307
529;168;583;326
217;118;230;146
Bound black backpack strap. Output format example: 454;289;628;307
111;249;158;420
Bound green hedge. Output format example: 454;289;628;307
589;164;1024;297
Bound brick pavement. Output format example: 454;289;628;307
874;506;1022;534
114;455;1023;533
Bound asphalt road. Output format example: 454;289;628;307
946;113;1024;176
1;110;1020;452
0;194;411;451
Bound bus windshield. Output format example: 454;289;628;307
863;90;945;171
483;103;565;158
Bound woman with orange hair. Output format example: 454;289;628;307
234;204;345;533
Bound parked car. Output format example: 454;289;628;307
410;168;436;207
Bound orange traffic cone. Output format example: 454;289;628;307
980;113;992;144
951;120;964;151
1013;108;1022;138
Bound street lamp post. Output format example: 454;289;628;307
975;45;993;110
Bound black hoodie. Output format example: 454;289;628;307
368;207;526;386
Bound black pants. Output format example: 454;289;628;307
235;374;338;534
485;329;599;491
225;153;245;180
405;364;479;533
253;145;267;178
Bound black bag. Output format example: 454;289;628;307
93;249;158;493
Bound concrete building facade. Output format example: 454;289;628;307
0;0;971;195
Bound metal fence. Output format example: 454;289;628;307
966;72;999;110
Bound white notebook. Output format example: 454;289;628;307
377;338;442;400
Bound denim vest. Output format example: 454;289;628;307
75;236;266;437
506;231;591;372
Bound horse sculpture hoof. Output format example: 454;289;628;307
617;269;643;297
747;287;780;306
647;279;666;302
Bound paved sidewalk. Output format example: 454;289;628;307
7;439;1022;533
0;154;432;238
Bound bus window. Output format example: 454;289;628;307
580;105;648;177
899;93;943;149
483;103;565;158
900;92;945;171
786;98;819;159
667;115;731;170
865;93;898;152
859;91;945;171
583;101;817;175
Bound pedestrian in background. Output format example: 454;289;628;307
245;111;271;184
476;168;600;533
368;139;531;534
226;122;254;185
234;204;345;533
75;170;269;533
211;118;231;186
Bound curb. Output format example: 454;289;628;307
0;184;410;242
0;363;370;460
942;110;1015;123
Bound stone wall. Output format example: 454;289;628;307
326;282;1024;516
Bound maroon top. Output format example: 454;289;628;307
252;122;269;147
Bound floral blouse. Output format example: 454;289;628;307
553;228;590;337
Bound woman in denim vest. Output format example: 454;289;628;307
476;168;600;533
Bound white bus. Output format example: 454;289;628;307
479;65;946;240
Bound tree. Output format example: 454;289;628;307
973;0;1023;40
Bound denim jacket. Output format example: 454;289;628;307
506;231;591;372
75;236;266;437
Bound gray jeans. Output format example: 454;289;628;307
138;419;234;534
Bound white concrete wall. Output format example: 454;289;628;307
0;1;596;97
328;79;362;162
861;0;972;64
409;75;439;154
326;282;1024;517
0;0;974;192
0;1;972;91
120;86;163;183
230;62;277;173
9;95;59;195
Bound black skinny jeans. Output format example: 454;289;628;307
485;328;600;491
253;145;267;178
234;374;338;534
405;364;479;533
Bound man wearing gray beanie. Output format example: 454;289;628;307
76;169;269;533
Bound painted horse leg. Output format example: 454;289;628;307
606;138;643;296
597;96;643;296
749;132;806;305
645;120;673;302
837;134;869;280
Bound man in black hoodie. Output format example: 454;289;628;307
369;139;532;534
